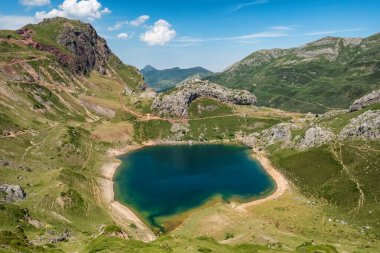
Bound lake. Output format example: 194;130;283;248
113;144;274;229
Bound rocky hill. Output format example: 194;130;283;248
207;33;380;113
141;65;213;91
152;78;256;117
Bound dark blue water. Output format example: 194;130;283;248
114;144;274;228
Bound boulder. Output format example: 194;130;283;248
0;184;26;202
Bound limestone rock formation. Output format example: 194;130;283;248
340;110;380;140
152;79;256;117
298;126;335;149
349;89;380;112
235;132;259;148
57;19;112;75
0;184;26;203
261;123;299;146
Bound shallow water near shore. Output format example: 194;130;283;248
114;144;274;229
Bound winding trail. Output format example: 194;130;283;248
332;142;365;213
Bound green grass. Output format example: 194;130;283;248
187;115;282;141
270;142;380;238
133;119;172;141
0;30;22;40
109;55;144;91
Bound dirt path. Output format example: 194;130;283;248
235;151;289;212
332;142;365;213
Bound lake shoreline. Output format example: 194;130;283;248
234;150;289;211
99;142;157;242
99;141;289;240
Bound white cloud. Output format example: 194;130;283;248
130;15;149;27
117;33;129;39
101;7;111;14
140;19;176;46
35;0;111;21
0;14;36;30
21;0;50;6
107;15;149;31
304;28;364;36
270;26;292;31
211;32;287;41
108;21;124;31
233;0;269;12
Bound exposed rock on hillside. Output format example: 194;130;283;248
340;110;380;140
18;18;113;75
261;123;299;146
0;184;26;203
298;126;335;149
225;48;287;72
152;79;256;117
349;89;380;112
57;20;112;75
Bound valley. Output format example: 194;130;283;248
0;17;379;253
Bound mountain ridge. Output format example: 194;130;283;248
207;32;380;113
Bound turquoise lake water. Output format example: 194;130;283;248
113;144;274;228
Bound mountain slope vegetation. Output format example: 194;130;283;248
0;17;379;252
207;34;380;113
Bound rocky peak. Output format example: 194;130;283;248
57;19;112;75
141;65;157;73
18;17;114;75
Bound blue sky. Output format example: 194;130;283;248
1;0;379;71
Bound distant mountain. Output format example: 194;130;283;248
207;33;380;113
141;65;213;91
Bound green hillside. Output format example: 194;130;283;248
0;17;379;253
208;34;380;113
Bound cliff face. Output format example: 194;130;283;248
18;17;114;75
57;20;111;75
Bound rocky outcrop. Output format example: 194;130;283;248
298;126;335;149
170;123;190;141
340;110;380;140
235;132;259;148
260;123;299;146
18;17;113;75
0;184;26;202
57;19;112;75
349;89;380;112
152;79;256;117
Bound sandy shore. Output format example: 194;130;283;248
235;151;289;212
99;144;157;242
99;142;288;240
